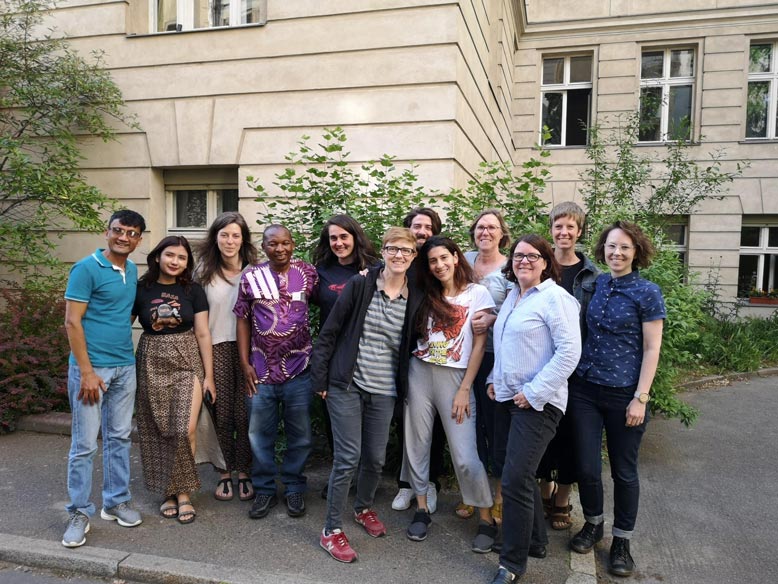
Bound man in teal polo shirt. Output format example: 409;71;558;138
62;209;146;548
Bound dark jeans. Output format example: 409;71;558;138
535;411;577;485
568;374;648;536
325;385;395;531
473;351;497;474
495;400;562;577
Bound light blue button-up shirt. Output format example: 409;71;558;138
488;278;582;413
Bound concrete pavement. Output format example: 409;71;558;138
0;415;592;584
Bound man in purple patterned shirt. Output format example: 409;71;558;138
235;224;319;520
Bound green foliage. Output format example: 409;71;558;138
0;285;70;433
0;0;136;287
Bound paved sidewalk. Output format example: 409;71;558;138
0;415;592;584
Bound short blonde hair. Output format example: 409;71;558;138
549;201;586;231
382;227;416;249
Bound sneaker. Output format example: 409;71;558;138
490;565;517;583
62;511;90;548
100;502;142;527
570;521;604;554
249;494;277;519
472;520;497;553
354;509;387;537
406;508;431;541
426;482;438;514
391;487;414;511
320;528;358;563
286;491;306;517
609;536;635;577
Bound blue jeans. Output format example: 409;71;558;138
568;375;648;538
496;400;562;577
325;385;395;531
66;364;136;516
248;371;312;495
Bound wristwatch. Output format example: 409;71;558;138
633;391;650;404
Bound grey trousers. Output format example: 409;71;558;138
403;358;493;508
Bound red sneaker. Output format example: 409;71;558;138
320;528;358;563
354;509;387;537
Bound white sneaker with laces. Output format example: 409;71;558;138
426;482;438;514
391;487;414;511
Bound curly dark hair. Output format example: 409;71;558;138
402;207;442;235
416;236;477;334
502;234;560;285
311;214;379;270
194;212;258;285
139;236;195;292
594;220;655;271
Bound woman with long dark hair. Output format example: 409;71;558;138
134;236;217;525
195;212;258;503
487;234;581;584
403;236;496;550
568;221;665;578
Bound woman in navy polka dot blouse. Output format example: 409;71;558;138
567;221;666;578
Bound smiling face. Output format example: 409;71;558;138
217;222;243;261
551;215;583;254
409;214;434;247
158;244;189;282
328;224;355;265
474;213;503;253
512;241;546;292
262;227;295;271
426;245;459;288
604;228;635;278
381;238;415;277
105;219;142;260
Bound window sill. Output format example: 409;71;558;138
543;145;589;150
127;22;266;39
635;141;699;147
740;139;778;144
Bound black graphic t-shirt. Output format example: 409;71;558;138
133;281;208;335
315;261;360;325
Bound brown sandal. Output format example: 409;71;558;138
159;497;178;519
541;482;557;519
550;502;573;530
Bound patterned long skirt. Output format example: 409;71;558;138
212;341;251;474
136;330;203;496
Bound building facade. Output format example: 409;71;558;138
33;1;778;304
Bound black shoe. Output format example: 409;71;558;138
528;544;547;559
249;494;277;519
472;520;498;553
570;521;603;554
286;492;306;517
320;482;329;500
490;566;517;583
406;509;432;541
609;536;635;577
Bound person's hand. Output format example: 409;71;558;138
77;370;107;405
486;383;496;401
451;387;471;424
242;363;259;396
512;391;531;409
471;311;496;335
317;390;328;400
203;377;216;404
625;399;646;427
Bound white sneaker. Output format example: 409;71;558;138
391;488;414;511
426;482;438;514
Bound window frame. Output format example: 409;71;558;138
539;53;594;147
745;40;778;140
738;223;778;296
638;46;697;143
149;0;267;33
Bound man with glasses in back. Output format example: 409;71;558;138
62;209;146;548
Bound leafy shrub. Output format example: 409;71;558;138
0;287;70;433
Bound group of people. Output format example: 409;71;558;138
61;202;665;583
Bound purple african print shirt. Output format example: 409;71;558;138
233;259;319;384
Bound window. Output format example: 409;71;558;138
746;42;778;139
639;48;695;142
662;221;688;267
737;224;778;296
151;0;266;32
540;55;592;146
165;168;239;237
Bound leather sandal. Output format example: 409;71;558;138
214;478;233;501
490;500;503;525
237;478;254;501
550;502;573;530
159;497;178;519
455;502;475;519
177;500;196;524
541;482;557;519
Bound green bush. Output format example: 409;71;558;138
0;286;70;433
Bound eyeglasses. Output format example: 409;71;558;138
110;226;142;239
512;252;542;263
475;225;500;233
383;246;415;257
605;243;634;253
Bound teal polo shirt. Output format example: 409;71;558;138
64;249;138;368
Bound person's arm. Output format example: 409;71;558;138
64;300;105;405
237;317;259;396
193;310;215;402
626;318;663;427
470;310;496;335
451;311;488;424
